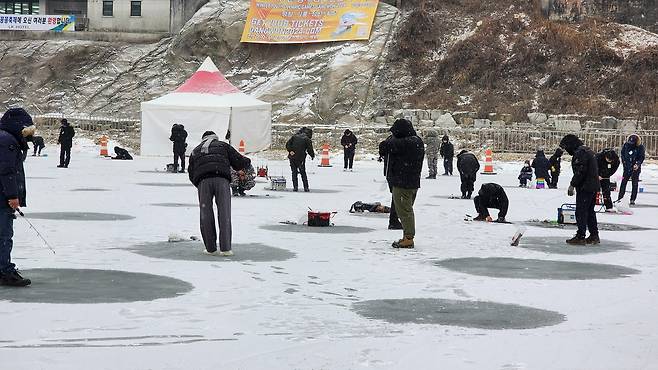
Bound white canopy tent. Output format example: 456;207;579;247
140;57;272;156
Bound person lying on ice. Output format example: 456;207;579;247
472;183;509;223
111;146;133;160
349;201;391;213
230;164;256;196
518;160;533;187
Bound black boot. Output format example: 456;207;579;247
466;191;472;199
566;235;586;245
585;234;600;245
0;270;31;287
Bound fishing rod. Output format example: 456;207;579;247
16;208;56;254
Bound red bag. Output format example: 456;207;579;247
307;211;333;227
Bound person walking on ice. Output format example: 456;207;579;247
560;134;600;245
57;118;74;168
440;135;454;176
340;129;357;171
424;129;439;179
618;134;645;205
378;118;424;249
286;127;315;192
188;131;251;256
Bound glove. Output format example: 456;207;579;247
567;186;575;196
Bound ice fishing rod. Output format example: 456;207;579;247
16;208;56;254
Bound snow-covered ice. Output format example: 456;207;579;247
2;146;658;369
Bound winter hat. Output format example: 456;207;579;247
61;118;68;125
442;135;449;142
202;131;216;139
0;108;34;136
628;134;639;145
390;118;416;138
344;129;352;135
559;134;583;156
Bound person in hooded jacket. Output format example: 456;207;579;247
188;131;251;256
0;108;34;286
111;146;133;160
57;118;75;168
531;150;551;185
456;150;479;199
473;183;509;222
286;127;315;192
169;124;188;173
424;129;440;179
378;142;403;230
559;134;600;245
596;148;620;211
378;118;424;249
548;148;563;189
340;129;358;171
518;160;533;187
440;135;455;176
618;134;645;205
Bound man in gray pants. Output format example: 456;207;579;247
188;131;250;256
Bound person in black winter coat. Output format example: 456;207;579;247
473;183;509;222
560;134;600;245
518;160;533;187
341;129;358;171
27;135;45;156
596;148;620;211
112;146;133;160
286;127;315;192
169;124;188;173
456;150;479;199
57;118;75;168
0;108;34;287
548;148;563;189
618;134;646;205
378;144;402;230
349;201;390;213
439;135;455;175
531;150;551;185
378;118;424;249
188;131;251;255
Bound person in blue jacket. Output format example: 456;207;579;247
0;108;34;287
617;134;645;205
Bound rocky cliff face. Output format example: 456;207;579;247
543;0;657;32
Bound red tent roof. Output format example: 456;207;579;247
175;57;240;96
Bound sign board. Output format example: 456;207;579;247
0;15;76;32
241;0;378;44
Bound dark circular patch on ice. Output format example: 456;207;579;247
151;203;198;208
349;212;387;218
137;183;191;187
431;195;470;201
630;203;658;209
25;212;135;221
129;241;295;262
263;188;340;194
519;236;632;255
523;220;653;231
70;188;111;192
260;224;374;234
435;257;639;280
352;298;565;330
0;269;192;304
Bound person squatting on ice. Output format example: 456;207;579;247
230;164;256;196
424;129;439;179
378;118;424;249
440;135;454;176
112;146;133;160
518;160;533;187
456;149;479;199
618;134;645;205
560;134;600;245
340;129;358;171
188;131;251;256
57;118;75;168
531;149;551;185
473;183;509;223
170;124;188;173
286;127;315;192
548;148;563;189
0;108;35;287
27;135;45;156
596;148;620;211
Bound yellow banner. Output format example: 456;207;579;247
241;0;379;44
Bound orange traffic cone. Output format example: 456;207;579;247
239;139;246;154
481;147;497;175
318;143;332;167
99;135;109;157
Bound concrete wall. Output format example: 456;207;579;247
170;0;208;33
87;0;170;33
45;0;87;15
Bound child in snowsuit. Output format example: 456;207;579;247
456;150;479;199
473;183;509;223
518;160;533;187
424;129;440;179
596;148;620;211
230;164;256;196
349;201;391;213
548;148;563;189
531;150;551;186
